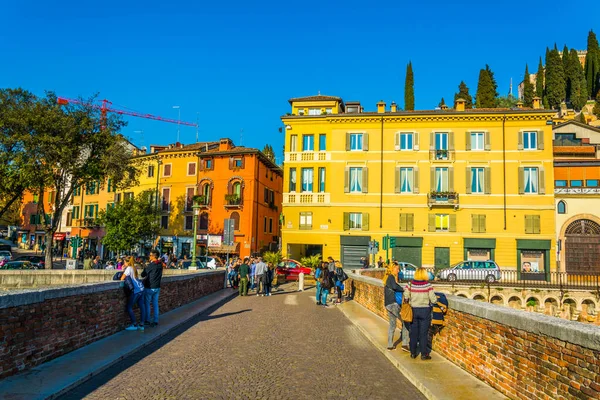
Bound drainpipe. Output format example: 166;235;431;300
380;116;384;228
502;114;507;230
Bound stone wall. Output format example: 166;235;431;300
0;270;225;379
346;273;600;400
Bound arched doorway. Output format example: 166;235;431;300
565;219;600;274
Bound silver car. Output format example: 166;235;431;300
397;262;435;281
438;260;501;283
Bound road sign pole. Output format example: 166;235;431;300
386;234;389;264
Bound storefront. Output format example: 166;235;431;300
53;232;67;257
159;236;194;257
340;236;370;270
463;238;496;262
517;239;551;281
391;237;423;267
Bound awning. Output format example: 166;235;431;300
53;232;66;241
210;242;240;253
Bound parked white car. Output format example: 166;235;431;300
437;260;502;283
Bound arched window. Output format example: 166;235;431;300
232;182;241;197
202;183;211;205
557;200;566;214
199;212;209;230
230;212;240;230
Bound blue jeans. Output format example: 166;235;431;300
320;288;329;304
250;275;255;290
127;292;146;325
144;288;160;323
316;282;322;302
410;307;432;357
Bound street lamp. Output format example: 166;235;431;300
173;106;181;143
190;197;201;269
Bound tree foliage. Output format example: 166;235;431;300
438;97;446;108
98;190;159;254
262;251;282;266
523;64;534;107
545;46;566;108
475;65;497;108
300;254;322;271
404;61;415;111
454;81;473;109
565;49;588;110
594;92;600;118
262;144;275;162
584;30;600;99
496;95;519;108
535;56;545;98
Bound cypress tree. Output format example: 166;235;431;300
454;81;473;109
568;49;588;110
545;47;566;109
404;61;415;111
475;67;496;108
438;97;446;108
576;112;587;124
594;92;600;118
584;30;600;99
535;56;544;98
523;64;534;107
485;64;498;98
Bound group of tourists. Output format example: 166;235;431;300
115;249;164;331
315;256;348;307
383;261;447;360
228;256;275;297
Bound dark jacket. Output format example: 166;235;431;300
142;260;163;289
384;274;403;307
432;292;449;326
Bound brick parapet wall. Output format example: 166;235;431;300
0;270;225;380
346;273;600;400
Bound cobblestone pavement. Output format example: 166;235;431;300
59;284;425;400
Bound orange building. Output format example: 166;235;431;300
18;189;61;251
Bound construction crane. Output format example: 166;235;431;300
56;97;197;132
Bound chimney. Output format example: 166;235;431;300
390;101;397;112
440;104;449;110
377;100;386;113
516;101;524;109
219;138;233;151
532;96;541;110
455;98;466;112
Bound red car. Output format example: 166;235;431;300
275;259;312;281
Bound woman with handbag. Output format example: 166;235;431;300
319;265;333;307
121;256;146;331
383;262;409;351
404;267;437;360
334;261;347;304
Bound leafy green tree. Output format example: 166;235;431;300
438;97;446;108
523;64;534;107
99;190;159;254
475;67;497;108
545;46;566;108
496;95;519;108
404;61;415;111
535;57;545;98
454;81;473;109
584;30;600;99
262;144;275;162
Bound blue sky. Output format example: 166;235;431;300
2;1;598;163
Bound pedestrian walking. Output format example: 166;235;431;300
121;256;146;331
315;262;324;305
319;265;333;307
141;249;163;327
334;261;347;304
249;258;256;290
255;257;267;296
264;262;274;296
404;267;437;360
238;257;250;296
383;261;409;351
83;254;92;270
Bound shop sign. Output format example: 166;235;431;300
207;235;222;248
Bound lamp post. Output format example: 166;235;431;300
190;198;201;269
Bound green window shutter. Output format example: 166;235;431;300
539;167;545;194
448;132;455;151
429;132;435;150
466;167;472;194
537;131;544;150
95;204;99;217
517;132;524;150
480;214;486;233
362;167;368;193
343;212;350;231
449;214;457;232
525;215;532;234
448;166;454;192
484;167;491;194
45;214;51;225
346;132;351;151
430;166;435;192
344;167;349;193
30;214;36;224
471;214;477;233
108;179;112;193
518;167;525;194
394;167;401;193
413;132;419;150
399;213;406;231
534;215;541;234
407;213;414;231
362;213;370;230
363;133;369;151
465;132;471;151
428;214;436;232
413;167;419;194
485;131;491;151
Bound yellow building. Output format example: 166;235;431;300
281;95;557;274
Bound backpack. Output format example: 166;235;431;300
112;271;123;280
321;272;331;289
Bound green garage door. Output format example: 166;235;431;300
393;246;422;267
341;245;369;270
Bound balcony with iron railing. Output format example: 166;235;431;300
429;149;455;162
555;187;600;194
224;194;243;208
427;191;459;209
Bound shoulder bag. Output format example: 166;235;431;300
400;283;413;322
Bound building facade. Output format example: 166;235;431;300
553;120;600;274
281;95;557;273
